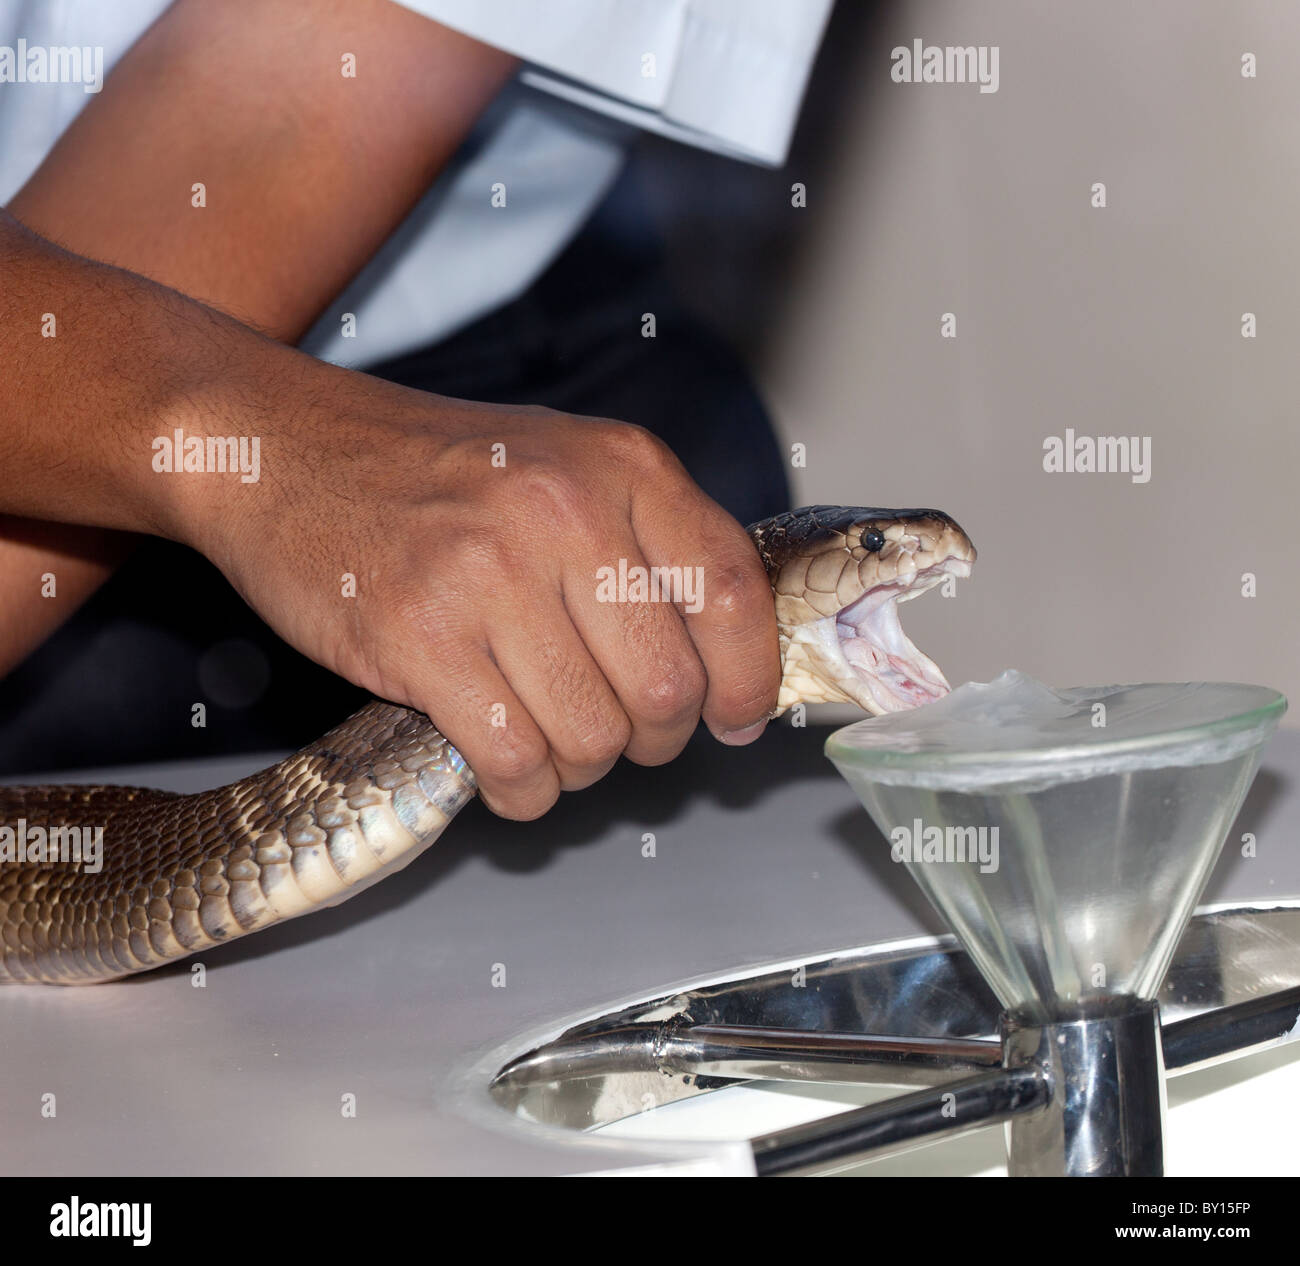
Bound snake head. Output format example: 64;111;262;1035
750;506;976;716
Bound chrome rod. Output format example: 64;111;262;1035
1162;984;1300;1075
752;1066;1047;1177
495;981;1300;1106
493;1021;1000;1096
662;1024;1000;1087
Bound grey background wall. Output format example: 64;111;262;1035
636;0;1299;725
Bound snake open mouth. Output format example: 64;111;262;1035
830;556;973;713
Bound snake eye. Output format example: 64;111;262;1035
860;528;885;553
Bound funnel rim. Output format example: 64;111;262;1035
824;680;1286;789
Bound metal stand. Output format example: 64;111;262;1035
1002;1000;1165;1177
489;906;1300;1175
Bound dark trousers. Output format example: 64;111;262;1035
0;166;790;773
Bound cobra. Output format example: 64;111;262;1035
0;506;974;984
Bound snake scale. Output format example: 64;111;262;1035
0;506;974;984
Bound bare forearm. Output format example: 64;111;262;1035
0;212;258;673
0;519;134;670
0;212;209;533
0;0;515;672
10;0;516;340
1;0;517;515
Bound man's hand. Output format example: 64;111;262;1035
179;354;781;819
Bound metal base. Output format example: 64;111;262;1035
487;901;1300;1175
1002;1001;1166;1176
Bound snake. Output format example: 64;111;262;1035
0;506;974;984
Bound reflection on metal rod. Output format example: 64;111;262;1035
493;1021;1003;1097
661;1024;1000;1087
1163;984;1300;1075
491;1023;660;1092
751;1066;1047;1177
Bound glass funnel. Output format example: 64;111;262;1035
826;672;1286;1022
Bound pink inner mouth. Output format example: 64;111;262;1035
834;559;968;712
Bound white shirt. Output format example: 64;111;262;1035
0;0;831;366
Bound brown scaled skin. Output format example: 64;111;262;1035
748;506;977;714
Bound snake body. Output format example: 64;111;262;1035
0;506;974;984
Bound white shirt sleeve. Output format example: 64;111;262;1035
392;0;833;166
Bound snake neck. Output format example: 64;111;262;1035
0;702;475;984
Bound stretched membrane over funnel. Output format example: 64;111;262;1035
826;672;1286;1023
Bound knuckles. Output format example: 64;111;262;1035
561;707;632;770
567;728;631;773
510;463;592;524
628;664;707;727
704;561;770;626
479;729;551;786
605;421;677;470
